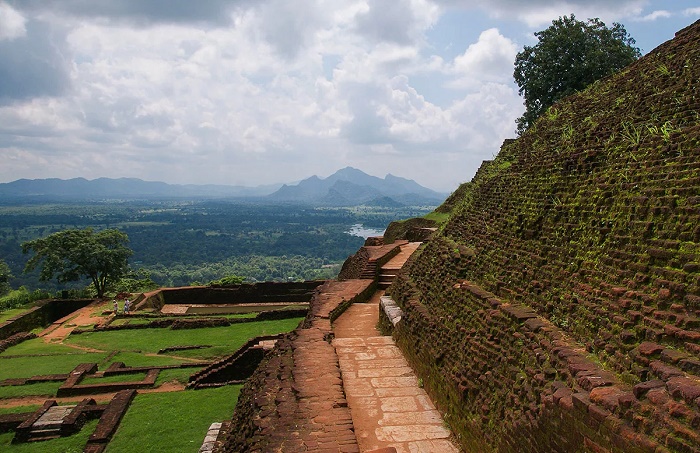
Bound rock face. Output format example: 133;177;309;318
390;20;700;452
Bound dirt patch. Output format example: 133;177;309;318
40;301;112;343
0;393;116;409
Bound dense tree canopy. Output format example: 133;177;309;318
22;228;133;298
514;14;641;134
0;259;12;295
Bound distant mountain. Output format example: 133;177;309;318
0;169;446;205
268;167;446;206
0;177;281;200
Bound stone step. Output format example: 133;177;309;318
26;433;61;442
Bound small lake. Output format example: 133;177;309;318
347;223;385;239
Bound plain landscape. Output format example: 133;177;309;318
0;167;442;292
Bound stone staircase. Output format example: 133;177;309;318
359;260;378;279
377;269;396;289
378;242;422;289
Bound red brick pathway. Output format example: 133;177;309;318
333;242;461;453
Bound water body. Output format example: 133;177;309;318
347;224;385;239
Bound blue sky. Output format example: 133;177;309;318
0;0;698;192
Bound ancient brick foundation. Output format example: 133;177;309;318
220;280;375;452
389;20;700;452
138;281;324;311
0;299;93;340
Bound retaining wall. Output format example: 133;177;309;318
138;281;324;310
390;20;700;452
0;299;93;340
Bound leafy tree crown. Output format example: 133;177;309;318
513;14;641;134
0;259;12;296
22;228;133;298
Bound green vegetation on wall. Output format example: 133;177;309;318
391;19;700;453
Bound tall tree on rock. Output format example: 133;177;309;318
513;14;641;134
22;228;133;298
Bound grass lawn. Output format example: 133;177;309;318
106;351;189;367
0;352;108;381
0;419;98;453
81;372;148;385
106;386;241;453
66;318;302;360
0;381;64;399
0;337;91;357
0;404;40;415
0;307;32;324
155;368;199;386
0;315;297;450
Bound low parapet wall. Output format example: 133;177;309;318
221;279;373;452
337;240;406;280
0;299;93;340
137;281;325;311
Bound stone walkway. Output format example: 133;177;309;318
381;242;422;276
333;291;460;452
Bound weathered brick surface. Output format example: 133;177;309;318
188;334;284;388
389;20;700;453
221;280;372;452
338;242;405;281
0;299;93;340
86;389;136;447
0;412;32;433
0;331;36;353
59;369;159;396
138;281;323;310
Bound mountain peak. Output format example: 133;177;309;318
268;168;445;206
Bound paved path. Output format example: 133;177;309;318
381;242;422;275
333;241;461;453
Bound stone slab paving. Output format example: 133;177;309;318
199;422;222;453
34;404;75;428
333;293;461;453
380;242;422;274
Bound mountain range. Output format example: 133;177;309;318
268;167;444;206
0;168;446;206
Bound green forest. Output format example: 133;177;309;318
0;200;434;292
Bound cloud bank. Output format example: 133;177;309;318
0;0;695;191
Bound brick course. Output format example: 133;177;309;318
389;19;700;452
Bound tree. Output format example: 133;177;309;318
513;14;641;134
0;259;12;295
22;228;133;298
208;275;246;286
108;268;159;294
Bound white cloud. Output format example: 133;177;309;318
3;0;687;192
0;2;26;40
435;0;648;27
354;0;440;45
684;8;700;17
0;0;520;190
449;28;518;88
634;10;672;22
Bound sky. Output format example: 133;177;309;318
0;1;698;193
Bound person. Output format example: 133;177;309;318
113;300;118;314
124;299;130;314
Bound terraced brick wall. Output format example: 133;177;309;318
0;299;93;340
390;20;700;452
140;281;324;310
